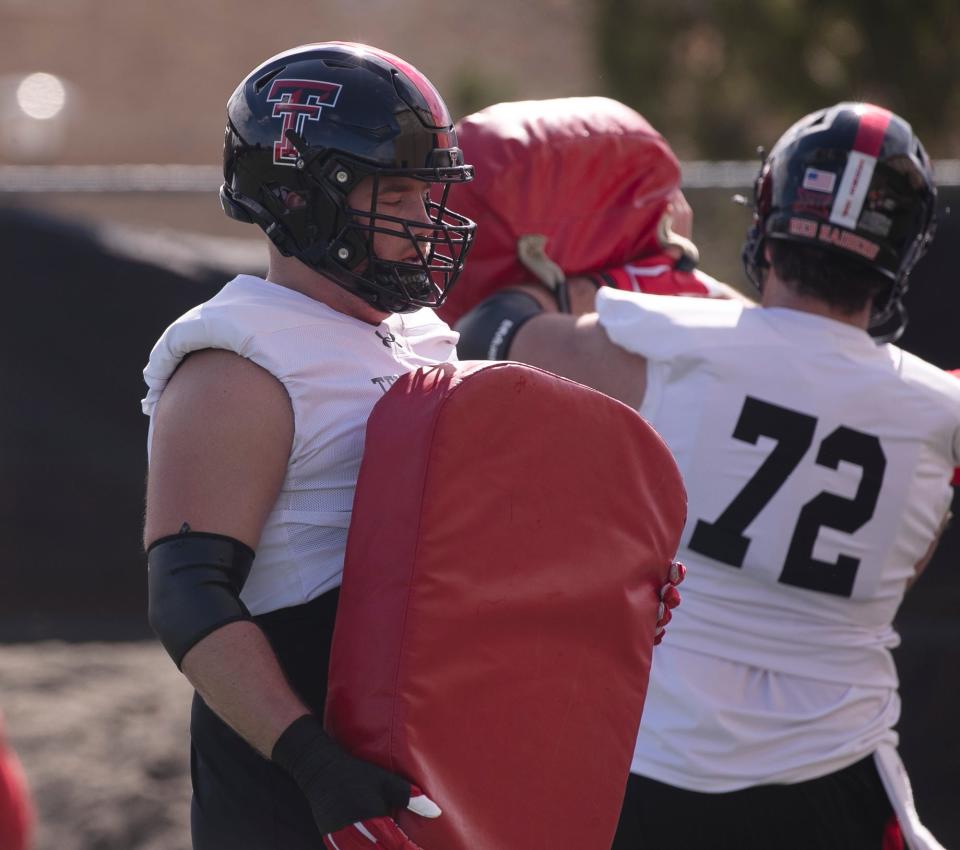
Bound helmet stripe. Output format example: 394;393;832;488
852;105;892;157
361;46;452;128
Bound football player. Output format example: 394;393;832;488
457;102;957;850
142;42;474;850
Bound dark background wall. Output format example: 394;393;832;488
0;207;226;640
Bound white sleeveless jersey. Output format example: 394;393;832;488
142;275;459;616
596;288;960;790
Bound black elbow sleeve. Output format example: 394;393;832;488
454;289;545;360
147;531;255;668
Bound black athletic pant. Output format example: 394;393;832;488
612;755;899;850
190;589;339;850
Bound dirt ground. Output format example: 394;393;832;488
1;642;194;850
2;636;958;849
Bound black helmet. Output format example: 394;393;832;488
221;42;476;314
742;102;937;341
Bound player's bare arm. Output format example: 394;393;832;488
144;348;307;756
506;280;615;316
508;312;648;410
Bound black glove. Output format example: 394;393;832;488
272;714;411;834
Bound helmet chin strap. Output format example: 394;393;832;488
867;281;907;343
304;252;433;315
368;260;436;313
740;225;768;293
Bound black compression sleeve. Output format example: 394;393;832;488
454;289;545;360
147;531;255;668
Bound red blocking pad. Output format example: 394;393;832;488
326;361;687;850
438;97;681;324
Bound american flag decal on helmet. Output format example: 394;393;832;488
802;168;836;194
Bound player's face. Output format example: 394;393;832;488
346;176;433;264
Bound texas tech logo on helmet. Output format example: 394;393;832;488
267;79;342;166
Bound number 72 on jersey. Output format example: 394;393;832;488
688;396;886;598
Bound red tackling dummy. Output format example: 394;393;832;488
326;361;687;850
0;714;33;850
439;97;692;324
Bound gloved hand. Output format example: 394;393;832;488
322;787;441;850
654;561;685;646
272;715;434;839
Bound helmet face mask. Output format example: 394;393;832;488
220;42;476;314
331;172;475;314
741;102;937;342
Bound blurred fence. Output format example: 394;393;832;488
3;160;960;192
